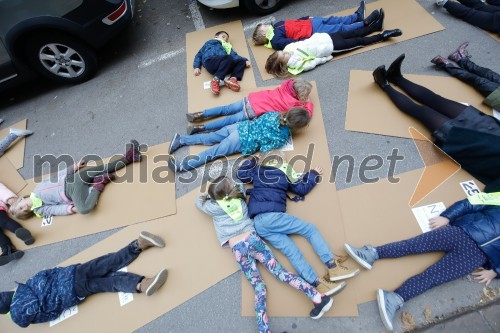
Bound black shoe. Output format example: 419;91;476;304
310;295;334;319
381;29;402;40
186;112;205;123
0;246;24;266
364;9;380;26
355;1;366;22
15;228;35;245
168;133;182;155
370;8;384;31
387;53;405;82
431;55;451;68
373;65;389;88
187;125;205;135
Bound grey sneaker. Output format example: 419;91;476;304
168;133;182;154
377;289;404;332
344;243;378;270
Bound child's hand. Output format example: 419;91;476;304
311;166;323;175
471;268;497;286
428;216;450;230
245;61;251;68
194;68;201;76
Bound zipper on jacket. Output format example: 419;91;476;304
480;235;500;247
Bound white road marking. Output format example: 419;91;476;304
137;48;185;68
188;0;205;30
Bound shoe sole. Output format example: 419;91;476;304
224;81;240;92
324;281;346;296
311;297;334;320
377;289;394;331
139;231;165;248
344;244;373;270
168;134;180;155
146;268;169;296
15;229;35;246
329;268;361;282
0;251;24;266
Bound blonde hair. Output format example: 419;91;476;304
280;107;311;132
208;176;245;201
292;78;312;103
9;195;35;220
252;24;268;45
265;51;290;79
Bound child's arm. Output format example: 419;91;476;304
237;156;258;184
229;49;249;66
302;55;332;72
195;194;211;214
193;47;204;75
289;167;321;197
440;198;487;223
35;203;75;217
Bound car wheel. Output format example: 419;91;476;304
242;0;283;15
22;32;98;84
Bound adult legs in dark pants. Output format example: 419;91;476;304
458;0;500;11
441;1;500;33
441;60;500;97
0;210;34;266
328;22;402;53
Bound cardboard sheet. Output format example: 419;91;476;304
486;31;500;42
10;143;176;250
185;20;256;114
249;0;445;81
345;70;493;139
0;188;239;333
0;156;27;195
240;84;359;317
0;119;28;169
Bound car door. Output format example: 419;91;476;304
0;38;17;84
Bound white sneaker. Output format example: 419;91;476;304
10;128;33;137
435;0;448;6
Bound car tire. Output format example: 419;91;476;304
242;0;283;15
22;32;98;84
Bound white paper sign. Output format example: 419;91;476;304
460;180;481;197
41;216;53;227
49;305;78;327
203;78;227;90
117;267;134;306
280;136;294;151
411;202;446;233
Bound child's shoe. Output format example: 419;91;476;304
211;78;220;95
186;112;206;122
310;294;333;319
167;156;183;173
187;125;205;135
0;245;24;266
328;256;360;281
168;133;182;154
224;77;241;92
92;173;115;192
140;268;168;296
315;277;346;296
124;139;142;162
10;128;33;138
377;289;404;332
355;1;366;21
344;243;378;270
364;9;380;26
15;228;35;245
137;231;165;250
448;41;469;63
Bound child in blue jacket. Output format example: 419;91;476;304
344;197;500;332
193;30;250;96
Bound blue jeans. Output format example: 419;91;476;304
253;212;334;284
74;241;144;297
311;14;363;33
179;123;242;171
202;99;249;131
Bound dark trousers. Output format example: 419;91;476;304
329;24;382;53
444;58;500;97
0;210;23;250
204;55;246;80
444;0;500;33
74;241;144;298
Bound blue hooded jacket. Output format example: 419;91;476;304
193;39;248;70
440;199;500;277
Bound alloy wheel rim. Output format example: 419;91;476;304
38;43;86;78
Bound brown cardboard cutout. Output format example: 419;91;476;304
0;157;27;195
0;119;28;169
345;70;493;139
249;0;445;81
10;143;176;250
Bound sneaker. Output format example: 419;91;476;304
168;133;182;155
210;78;220;95
377;289;404;332
15;228;35;245
328;257;360;281
448;41;469;63
140;268;168;296
10;128;33;137
310;295;334;319
124;139;142;162
355;0;366;22
187;125;205;135
223;77;241;92
92;173;115;192
435;0;448;6
431;55;451;67
167;156;179;173
0;246;24;266
316;277;347;296
137;231;165;250
344;243;378;270
186;111;205;123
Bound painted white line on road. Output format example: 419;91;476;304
189;0;205;30
138;48;185;69
243;16;275;31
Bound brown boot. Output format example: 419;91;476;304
137;231;165;250
186;112;205;122
431;55;451;67
448;41;469;63
139;268;168;296
315;277;346;296
328;256;360;282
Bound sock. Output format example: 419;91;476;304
312;293;322;304
326;259;337;269
312;279;320;288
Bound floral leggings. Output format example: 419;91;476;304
232;232;319;333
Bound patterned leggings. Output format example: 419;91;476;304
0;133;18;157
376;226;487;301
232;232;319;333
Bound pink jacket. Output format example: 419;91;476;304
247;79;314;118
0;182;17;212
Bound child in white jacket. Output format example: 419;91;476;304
265;11;402;78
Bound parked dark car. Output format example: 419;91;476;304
0;0;135;90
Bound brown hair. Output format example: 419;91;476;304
208;176;245;201
215;31;229;39
265;51;290;79
292;78;312;103
252;24;268;45
280;107;311;132
9;195;35;220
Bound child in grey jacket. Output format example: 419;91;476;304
195;176;334;333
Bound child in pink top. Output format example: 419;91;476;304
185;78;314;135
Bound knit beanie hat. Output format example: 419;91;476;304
0;291;14;314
